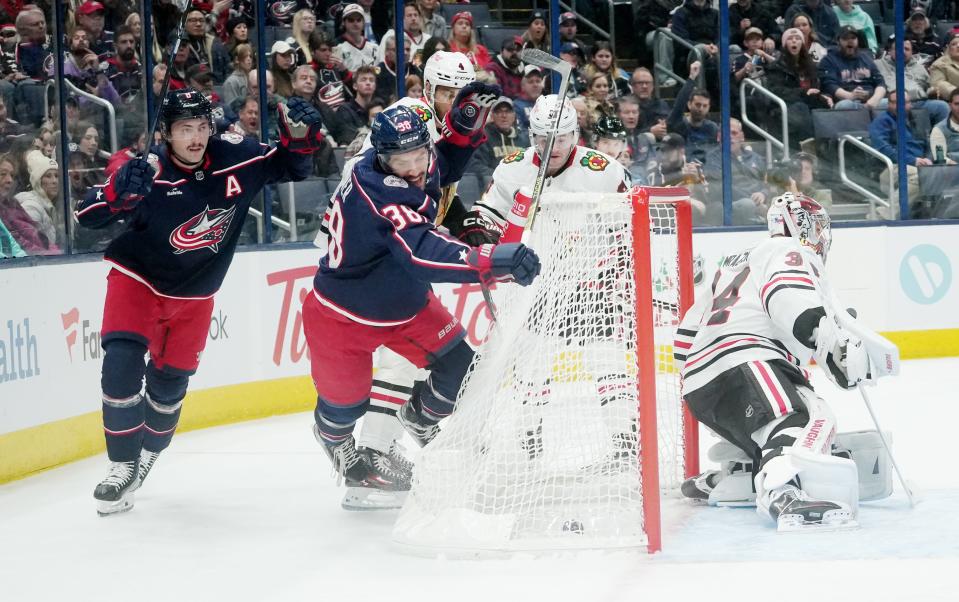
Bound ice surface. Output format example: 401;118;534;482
1;359;957;602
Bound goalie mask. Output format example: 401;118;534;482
767;192;832;260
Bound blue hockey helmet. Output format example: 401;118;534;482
371;105;431;158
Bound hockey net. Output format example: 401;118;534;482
393;187;697;555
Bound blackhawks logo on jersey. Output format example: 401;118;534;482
169;205;237;254
503;149;525;164
411;103;433;123
580;151;609;171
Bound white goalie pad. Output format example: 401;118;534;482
760;447;859;515
834;430;893;502
705;439;756;506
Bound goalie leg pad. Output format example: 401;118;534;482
834;430;894;501
756;447;859;523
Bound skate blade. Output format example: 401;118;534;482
777;511;859;533
341;488;408;511
713;499;757;508
96;494;135;517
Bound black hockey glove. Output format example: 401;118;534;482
104;157;155;212
442;82;501;147
447;208;504;246
278;96;325;154
467;243;541;287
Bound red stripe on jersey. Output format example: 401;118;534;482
312;289;416;327
75;200;108;217
760;275;813;303
685;337;766;368
753;361;788;415
674;340;692;349
212;152;269;176
106;261;217;300
349;171;472;272
370;392;407;405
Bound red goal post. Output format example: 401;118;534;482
630;186;698;552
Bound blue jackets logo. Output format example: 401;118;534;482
169;205;237;254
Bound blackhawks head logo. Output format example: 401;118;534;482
580;151;609;171
411;103;433;123
503;149;525;164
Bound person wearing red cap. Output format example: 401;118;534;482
559;11;578;44
447;11;489;73
75;1;115;61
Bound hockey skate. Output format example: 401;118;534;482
680;470;723;501
681;461;756;506
765;485;858;532
314;426;412;511
93;460;140;516
137;450;160;488
397;397;440;448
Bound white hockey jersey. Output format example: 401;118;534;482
474;145;630;229
674;237;828;395
333;38;379;73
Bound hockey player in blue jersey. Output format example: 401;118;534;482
75;88;323;516
303;104;541;506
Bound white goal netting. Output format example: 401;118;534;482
393;190;693;555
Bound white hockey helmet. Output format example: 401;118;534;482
767;192;832;260
528;94;579;138
423;51;475;106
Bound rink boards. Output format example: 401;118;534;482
0;223;957;481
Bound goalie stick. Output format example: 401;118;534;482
788;243;916;508
518;48;572;234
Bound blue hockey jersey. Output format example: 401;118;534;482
75;132;312;298
313;143;487;325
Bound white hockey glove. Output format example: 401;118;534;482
815;315;869;390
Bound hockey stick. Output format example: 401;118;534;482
519;48;572;234
790;244;916;507
858;385;917;507
145;0;193;148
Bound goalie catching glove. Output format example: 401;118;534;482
442;82;502;147
278;97;325;153
103;157;155;212
467;243;541;286
815;315;869;389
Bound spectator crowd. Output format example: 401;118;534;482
3;0;959;258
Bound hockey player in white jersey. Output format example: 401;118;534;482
674;192;892;531
473;94;630;237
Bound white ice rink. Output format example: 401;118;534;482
2;358;957;602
